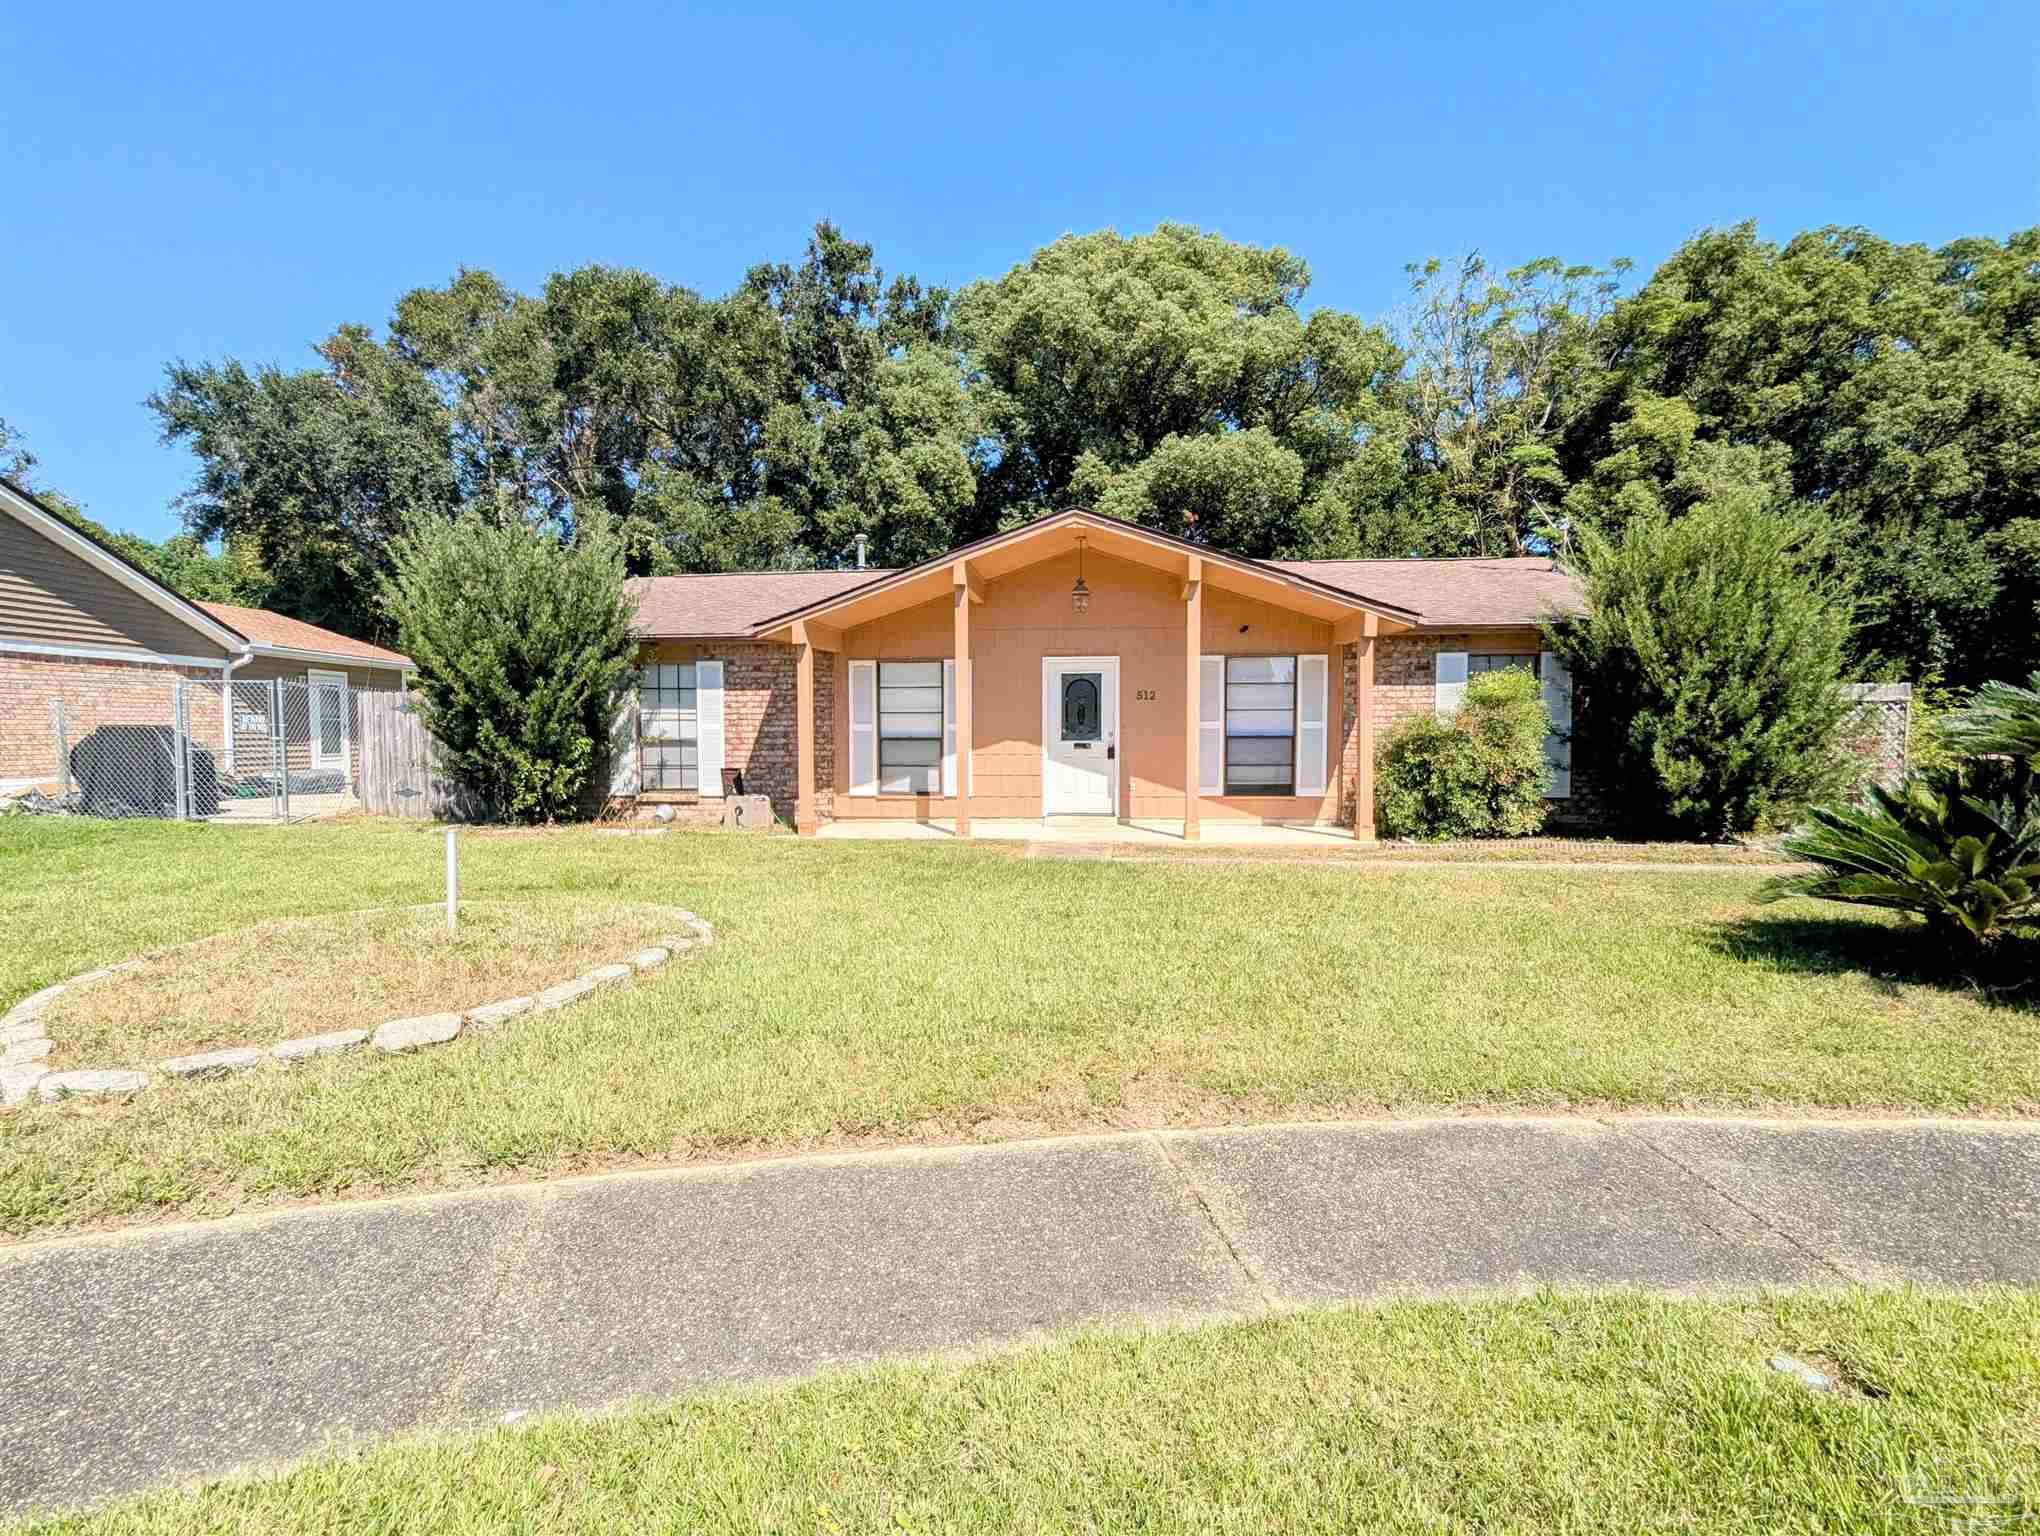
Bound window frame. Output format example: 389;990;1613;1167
1221;653;1298;798
1467;652;1541;679
876;659;945;796
639;660;700;794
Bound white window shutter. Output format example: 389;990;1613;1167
1198;655;1224;794
609;682;641;797
1435;651;1469;715
1540;650;1573;800
849;660;877;796
942;659;958;797
696;659;725;797
1296;653;1329;796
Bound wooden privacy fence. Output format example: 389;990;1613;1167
356;688;483;820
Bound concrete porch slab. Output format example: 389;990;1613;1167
816;817;1358;846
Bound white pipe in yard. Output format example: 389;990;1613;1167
445;828;458;934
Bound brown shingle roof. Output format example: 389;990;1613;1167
1271;556;1585;630
625;569;896;637
197;602;411;666
622;553;1582;637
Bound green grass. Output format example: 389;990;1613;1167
2;816;2034;1239
13;1290;2037;1534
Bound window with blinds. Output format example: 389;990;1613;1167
1224;655;1296;795
878;660;943;793
640;662;698;790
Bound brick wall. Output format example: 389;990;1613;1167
1338;631;1613;832
618;640;828;826
0;649;219;784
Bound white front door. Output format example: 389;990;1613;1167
1042;657;1118;816
307;670;350;776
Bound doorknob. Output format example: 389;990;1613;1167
1106;745;1116;760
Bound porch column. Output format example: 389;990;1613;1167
1355;615;1378;841
793;621;817;836
952;560;973;838
1182;556;1202;843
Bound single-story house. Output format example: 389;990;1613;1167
616;508;1599;838
0;476;410;797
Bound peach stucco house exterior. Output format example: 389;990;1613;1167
617;509;1588;839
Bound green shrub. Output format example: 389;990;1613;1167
1544;493;1856;839
1764;672;2040;951
1375;667;1551;840
383;512;638;823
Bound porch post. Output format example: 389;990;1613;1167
1356;614;1378;841
793;621;817;836
1183;556;1202;843
952;561;973;838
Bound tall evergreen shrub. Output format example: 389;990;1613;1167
1544;492;1855;838
383;513;638;823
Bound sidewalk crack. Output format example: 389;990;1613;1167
1608;1120;1861;1284
1147;1130;1279;1313
426;1187;553;1424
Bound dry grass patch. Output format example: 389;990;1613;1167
41;899;683;1068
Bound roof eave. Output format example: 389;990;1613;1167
746;510;1424;634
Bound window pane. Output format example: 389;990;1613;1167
1061;674;1102;741
878;765;939;794
1226;656;1296;685
880;738;942;767
1226;709;1295;736
879;685;944;714
1469;654;1538;677
1228;764;1294;786
879;713;943;737
1225;682;1294;711
879;661;943;689
1228;736;1293;766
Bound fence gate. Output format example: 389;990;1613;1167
356;688;435;819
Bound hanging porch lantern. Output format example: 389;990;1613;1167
1071;531;1091;615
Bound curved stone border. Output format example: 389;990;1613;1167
0;910;714;1109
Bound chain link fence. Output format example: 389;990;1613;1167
9;674;396;824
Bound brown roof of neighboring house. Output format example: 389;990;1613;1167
625;569;897;637
1271;556;1586;630
197;602;412;667
625;553;1581;636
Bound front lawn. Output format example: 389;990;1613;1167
12;1289;2037;1534
2;816;2034;1239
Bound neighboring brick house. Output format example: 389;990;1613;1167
1;477;409;798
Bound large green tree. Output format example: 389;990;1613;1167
150;326;460;641
952;224;1415;556
1563;223;2040;685
1392;253;1627;556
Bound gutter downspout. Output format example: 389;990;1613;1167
222;648;252;772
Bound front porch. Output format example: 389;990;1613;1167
757;511;1420;842
815;816;1363;846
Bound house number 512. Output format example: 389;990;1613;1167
1135;689;1157;701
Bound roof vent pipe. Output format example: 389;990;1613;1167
853;534;868;570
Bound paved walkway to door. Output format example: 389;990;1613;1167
4;1115;2036;1516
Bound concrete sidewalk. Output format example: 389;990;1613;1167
3;1115;2036;1516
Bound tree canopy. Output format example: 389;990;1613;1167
34;214;2023;692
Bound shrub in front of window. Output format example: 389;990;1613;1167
384;512;638;823
1375;667;1552;840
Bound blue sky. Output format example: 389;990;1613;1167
5;0;2035;541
